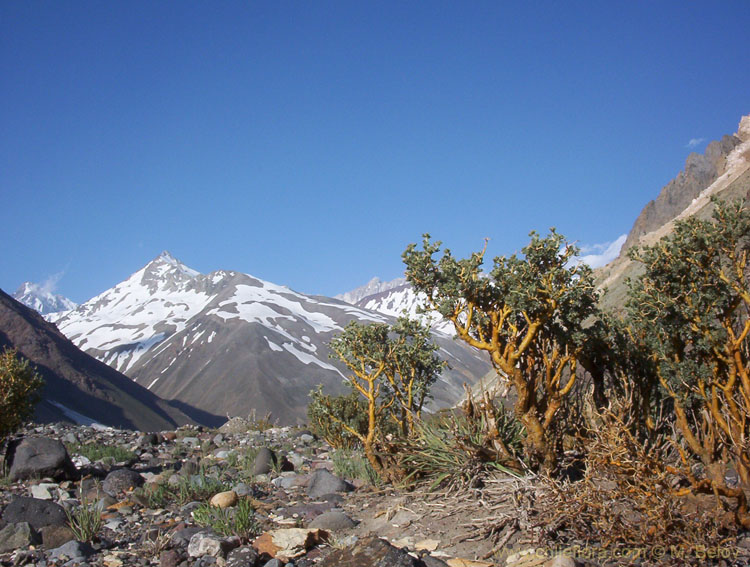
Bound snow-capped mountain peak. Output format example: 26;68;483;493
338;277;455;335
335;276;407;305
13;282;77;316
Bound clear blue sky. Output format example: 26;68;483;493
2;1;749;303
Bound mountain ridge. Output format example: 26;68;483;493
51;253;490;424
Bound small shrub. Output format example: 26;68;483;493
136;469;229;507
332;449;381;486
0;347;44;440
192;498;260;541
307;386;369;450
65;494;103;542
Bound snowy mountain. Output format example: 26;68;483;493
0;289;195;430
13;282;77;316
53;252;490;423
338;278;455;336
335;277;407;305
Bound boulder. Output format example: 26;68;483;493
40;524;76;548
49;540;96;560
102;468;145;496
1;497;68;530
309;510;357;531
252;448;277;476
7;437;77;481
307;469;352;499
226;545;261;567
188;531;235;558
317;535;426;567
253;528;328;561
0;522;41;553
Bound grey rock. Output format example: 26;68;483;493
49;540;95;560
226;545;260;567
102;468;144;496
233;482;253;497
263;560;284;567
317;535;424;567
299;434;314;444
7;437;77;482
171;526;204;547
307;469;352;499
252;448;277;476
188;531;230;558
62;433;79;445
1;497;68;529
0;522;41;553
30;482;58;500
309;510;356;530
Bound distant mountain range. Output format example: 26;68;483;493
0;289;198;430
44;252;489;424
13;282;77;316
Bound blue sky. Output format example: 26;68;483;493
2;1;749;303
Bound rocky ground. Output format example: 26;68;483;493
1;421;748;567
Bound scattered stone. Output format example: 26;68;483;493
263;559;284;567
226;545;261;567
188;531;233;558
309;510;356;530
252;448;277;476
7;437;77;481
0;522;41;553
1;496;68;529
171;526;204;547
210;490;239;508
102;468;145;496
49;540;96;560
253;528;328;561
317;535;423;567
30;482;59;500
306;469;352;499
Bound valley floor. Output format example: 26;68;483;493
1;422;748;567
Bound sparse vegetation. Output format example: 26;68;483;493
331;449;382;486
192;498;260;541
66;442;136;464
0;347;44;440
65;492;104;542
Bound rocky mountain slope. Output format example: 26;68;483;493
597;114;750;311
13;282;77;316
51;253;490;424
0;289;199;430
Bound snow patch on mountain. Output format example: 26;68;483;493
335;277;407;305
